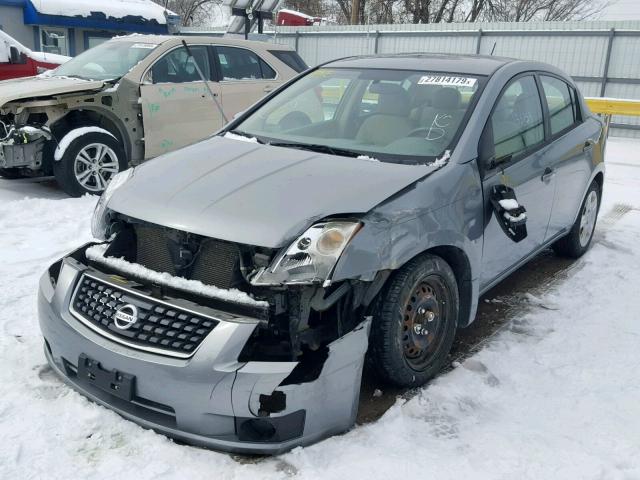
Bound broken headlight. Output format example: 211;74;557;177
250;221;362;286
91;168;134;240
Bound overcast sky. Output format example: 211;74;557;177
599;0;640;19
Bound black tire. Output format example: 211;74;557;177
553;181;600;259
53;131;126;197
370;253;459;388
0;168;28;179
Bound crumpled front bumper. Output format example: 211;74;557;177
38;255;370;454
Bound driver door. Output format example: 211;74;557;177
480;75;556;289
140;45;224;159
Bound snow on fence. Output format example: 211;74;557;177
184;20;640;138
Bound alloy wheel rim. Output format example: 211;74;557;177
73;143;119;192
579;190;598;247
401;276;449;371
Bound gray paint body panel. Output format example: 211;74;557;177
108;137;440;248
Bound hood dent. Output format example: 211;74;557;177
108;137;437;248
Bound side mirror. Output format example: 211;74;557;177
9;46;21;64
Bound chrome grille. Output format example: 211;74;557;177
70;274;219;358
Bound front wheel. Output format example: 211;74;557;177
370;254;459;388
553;181;600;258
53;132;126;197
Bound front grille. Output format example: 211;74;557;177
132;224;242;289
70;274;219;358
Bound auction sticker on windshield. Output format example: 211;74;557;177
418;75;477;87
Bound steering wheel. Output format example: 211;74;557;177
407;128;430;138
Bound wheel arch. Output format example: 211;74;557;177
49;108;131;162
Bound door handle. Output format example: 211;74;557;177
541;167;556;182
583;139;595;152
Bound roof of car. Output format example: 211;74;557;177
323;54;515;76
109;34;292;51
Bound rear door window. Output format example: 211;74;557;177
490;75;545;161
540;75;577;135
216;46;275;80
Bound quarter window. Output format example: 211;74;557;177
541;75;577;135
151;45;211;84
216;46;276;80
490;76;545;161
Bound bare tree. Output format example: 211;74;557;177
153;0;223;26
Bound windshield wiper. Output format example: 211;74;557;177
267;141;361;158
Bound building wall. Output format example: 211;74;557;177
0;5;35;48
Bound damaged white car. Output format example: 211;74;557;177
0;34;303;195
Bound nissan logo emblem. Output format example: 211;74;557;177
113;304;138;330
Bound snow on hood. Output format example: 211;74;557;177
107;136;438;248
31;0;175;24
86;244;268;308
0;76;105;107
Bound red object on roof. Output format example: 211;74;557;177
277;9;321;26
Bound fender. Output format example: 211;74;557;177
51;107;132;161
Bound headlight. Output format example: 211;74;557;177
250;221;362;286
91;168;134;240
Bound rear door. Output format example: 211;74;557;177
213;45;280;118
480;74;556;289
538;75;597;240
140;44;224;159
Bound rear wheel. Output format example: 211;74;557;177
53;132;125;197
553;181;600;258
370;254;459;388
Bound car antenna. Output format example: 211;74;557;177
181;40;228;123
490;42;497;55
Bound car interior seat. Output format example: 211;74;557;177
418;87;464;143
355;83;413;146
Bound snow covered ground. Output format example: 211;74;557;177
1;138;639;479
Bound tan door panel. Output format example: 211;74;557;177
219;79;280;119
140;81;224;159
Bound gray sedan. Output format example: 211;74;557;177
38;54;605;453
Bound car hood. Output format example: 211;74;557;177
108;137;439;248
0;76;104;106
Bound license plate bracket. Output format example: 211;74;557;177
77;354;135;402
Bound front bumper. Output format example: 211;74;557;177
38;255;370;454
0;137;45;169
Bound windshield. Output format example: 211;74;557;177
53;41;157;81
233;67;484;163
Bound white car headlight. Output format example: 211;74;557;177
250;221;362;286
91;168;134;240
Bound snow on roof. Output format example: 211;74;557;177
0;29;70;64
30;0;174;24
278;8;315;20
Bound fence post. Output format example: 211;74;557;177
295;30;300;53
476;28;483;54
601;28;615;97
374;30;380;54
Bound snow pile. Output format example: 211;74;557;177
431;149;451;167
0;139;639;478
223;131;259;143
31;0;174;24
54;127;115;161
86;244;268;308
498;198;520;210
357;155;379;162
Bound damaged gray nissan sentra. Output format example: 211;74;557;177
38;54;606;454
